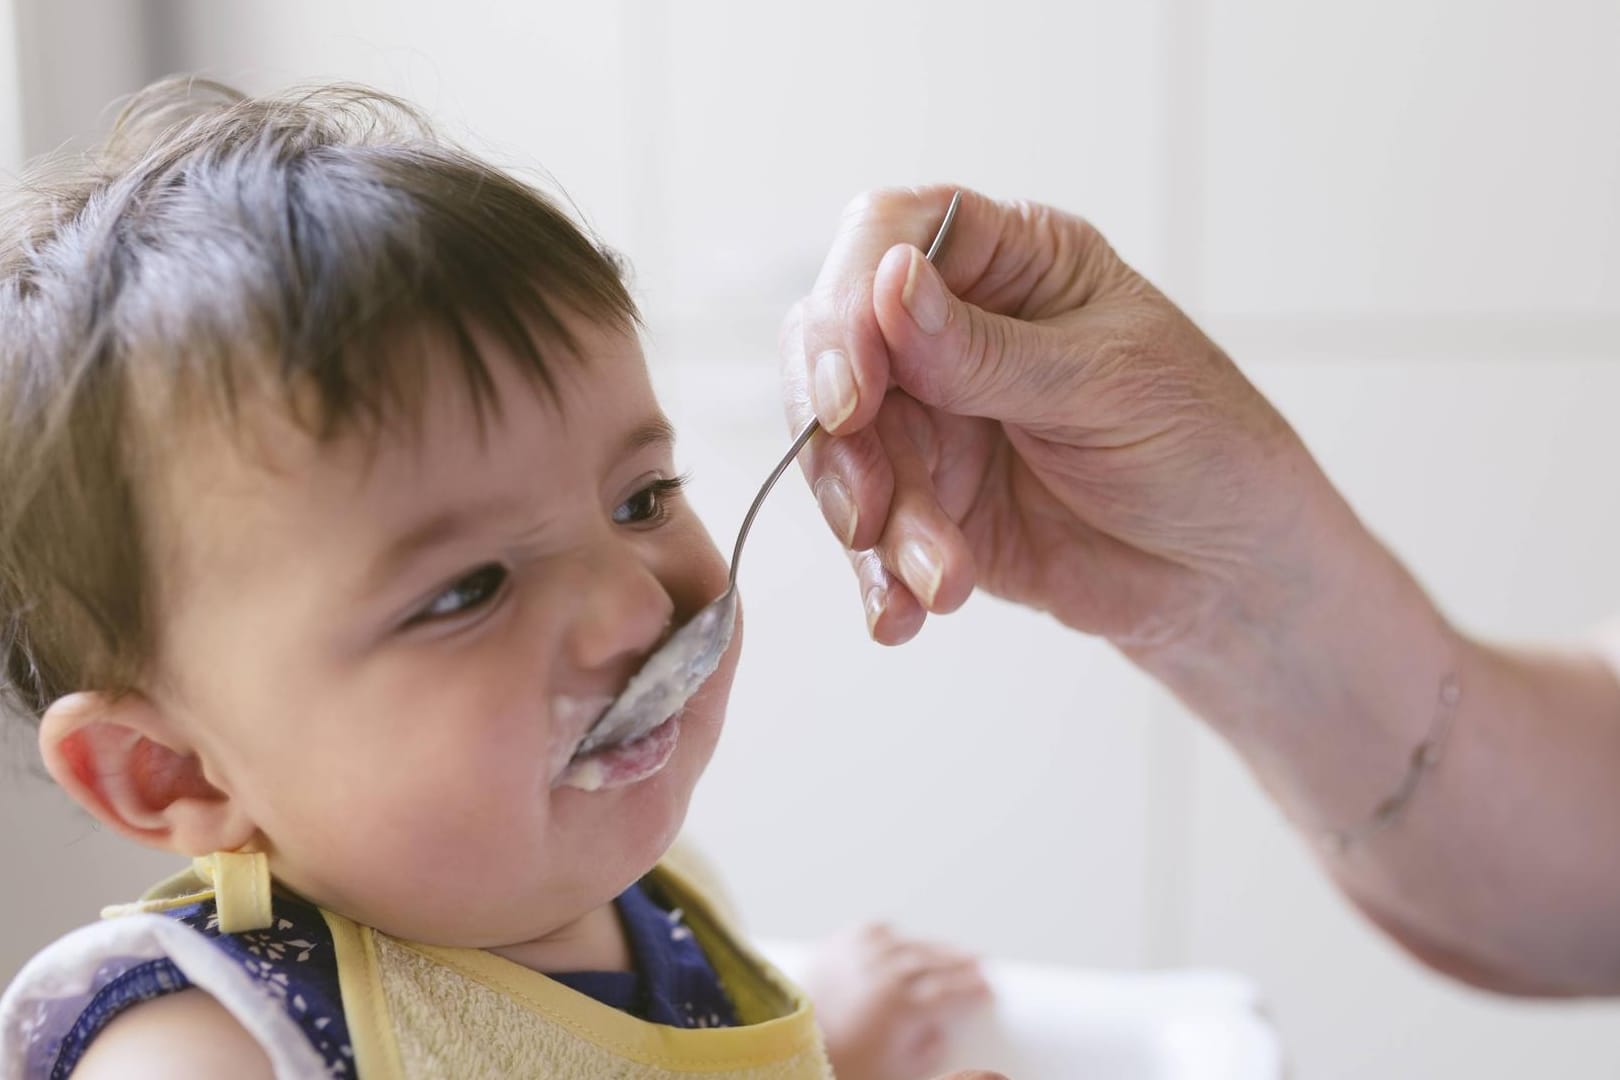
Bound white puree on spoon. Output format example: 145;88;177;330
553;591;738;792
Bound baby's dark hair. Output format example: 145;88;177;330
0;76;638;724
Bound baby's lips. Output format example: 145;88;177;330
548;693;614;777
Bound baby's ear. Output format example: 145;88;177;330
39;691;256;857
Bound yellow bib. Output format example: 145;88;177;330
124;849;832;1079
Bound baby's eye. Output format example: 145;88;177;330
414;564;509;623
613;476;688;528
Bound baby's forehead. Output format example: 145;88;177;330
140;321;659;571
132;384;497;626
145;347;535;510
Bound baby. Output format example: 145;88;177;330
0;79;986;1078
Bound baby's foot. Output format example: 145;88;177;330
800;923;993;1080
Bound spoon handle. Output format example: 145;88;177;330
728;190;963;587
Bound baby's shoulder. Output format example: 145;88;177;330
68;988;272;1080
0;893;351;1079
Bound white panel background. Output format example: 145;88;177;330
6;2;1620;1076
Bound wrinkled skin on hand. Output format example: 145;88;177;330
782;186;1315;657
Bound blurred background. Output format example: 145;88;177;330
4;1;1620;1076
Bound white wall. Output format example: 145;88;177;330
11;0;150;157
6;2;1620;1077
0;0;21;169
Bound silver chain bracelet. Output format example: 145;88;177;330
1322;671;1462;855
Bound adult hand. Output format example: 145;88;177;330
782;185;1317;656
784;185;1620;998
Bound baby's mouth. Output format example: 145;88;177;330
549;694;610;775
556;713;682;792
570;595;735;759
550;693;681;792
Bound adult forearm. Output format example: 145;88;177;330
1135;462;1620;994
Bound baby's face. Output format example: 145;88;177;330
142;314;736;947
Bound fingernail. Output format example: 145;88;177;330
898;539;943;608
811;349;858;429
864;584;887;636
814;476;858;547
901;248;948;335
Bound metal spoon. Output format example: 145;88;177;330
572;191;963;759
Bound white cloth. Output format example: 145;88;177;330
0;913;326;1079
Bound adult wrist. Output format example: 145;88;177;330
1123;446;1364;716
1130;459;1473;835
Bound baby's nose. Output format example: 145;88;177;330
565;545;676;676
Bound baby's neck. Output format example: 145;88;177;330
486;900;631;975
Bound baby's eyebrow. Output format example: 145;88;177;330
365;497;512;598
622;415;677;457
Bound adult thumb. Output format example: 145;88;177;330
872;243;1064;424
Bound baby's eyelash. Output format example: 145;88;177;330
649;475;689;499
614;473;690;527
643;474;691;516
408;563;510;626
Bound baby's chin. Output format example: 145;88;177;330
279;814;685;954
552;698;721;849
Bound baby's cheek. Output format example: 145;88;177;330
303;770;539;918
